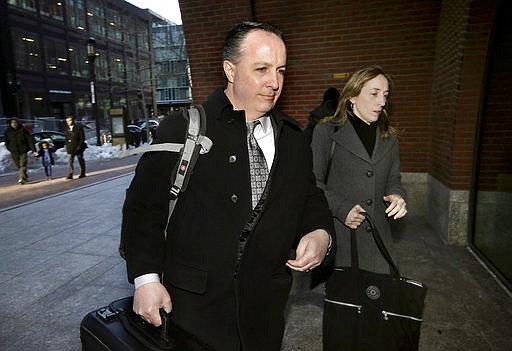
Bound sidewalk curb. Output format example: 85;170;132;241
0;172;133;213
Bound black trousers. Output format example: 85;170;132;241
67;152;85;176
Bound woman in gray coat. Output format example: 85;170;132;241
311;65;407;350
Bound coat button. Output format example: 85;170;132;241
366;199;373;206
366;171;374;177
230;194;238;203
366;226;372;232
229;155;237;163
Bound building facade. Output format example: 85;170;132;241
152;21;191;114
0;0;191;132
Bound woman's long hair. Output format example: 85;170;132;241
331;65;397;138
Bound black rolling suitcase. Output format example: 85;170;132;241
80;296;213;350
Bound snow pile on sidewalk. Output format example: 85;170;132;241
0;141;127;174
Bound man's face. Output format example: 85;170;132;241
66;118;73;126
10;120;18;128
224;30;287;121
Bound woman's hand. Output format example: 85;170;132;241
345;204;366;229
383;194;407;219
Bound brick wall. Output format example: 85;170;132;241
254;0;440;175
429;0;496;190
178;0;497;189
178;0;253;102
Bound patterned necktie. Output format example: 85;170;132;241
247;120;269;208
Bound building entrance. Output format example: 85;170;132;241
471;0;512;291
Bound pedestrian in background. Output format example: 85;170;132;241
64;116;86;179
3;118;37;184
122;21;334;351
36;140;55;180
303;87;340;143
311;65;407;350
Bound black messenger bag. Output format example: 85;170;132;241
323;213;427;351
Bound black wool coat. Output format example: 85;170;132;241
65;124;85;154
4;125;36;154
122;88;334;351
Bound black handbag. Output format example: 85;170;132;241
323;213;427;351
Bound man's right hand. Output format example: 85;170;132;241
133;282;172;327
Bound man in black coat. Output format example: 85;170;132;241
4;118;37;184
64;116;86;179
122;21;335;351
303;87;340;143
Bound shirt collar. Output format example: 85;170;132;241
256;115;272;134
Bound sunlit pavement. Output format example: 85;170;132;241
0;154;140;209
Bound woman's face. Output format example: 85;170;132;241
350;74;389;124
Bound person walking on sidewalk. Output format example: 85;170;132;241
64;116;86;179
122;21;335;351
3;118;37;184
36;141;55;180
311;65;408;350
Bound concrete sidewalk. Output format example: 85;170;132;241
0;173;511;350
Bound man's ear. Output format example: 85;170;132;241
223;60;235;83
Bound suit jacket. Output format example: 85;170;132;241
122;88;334;351
312;120;406;273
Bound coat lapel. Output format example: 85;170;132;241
332;122;372;164
332;122;393;166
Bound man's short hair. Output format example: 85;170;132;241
222;21;284;64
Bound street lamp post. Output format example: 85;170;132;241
87;37;101;146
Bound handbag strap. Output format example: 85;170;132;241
351;212;401;278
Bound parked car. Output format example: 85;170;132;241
135;119;159;140
32;131;66;150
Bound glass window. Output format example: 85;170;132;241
472;2;512;289
13;31;41;71
111;55;125;83
69;45;88;77
66;0;86;30
137;27;150;52
156;88;168;101
8;0;36;12
125;31;136;48
44;39;68;75
125;57;136;84
87;0;106;37
95;50;108;81
106;5;123;42
39;0;64;21
139;64;151;86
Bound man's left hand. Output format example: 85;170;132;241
286;229;330;272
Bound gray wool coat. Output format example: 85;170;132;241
311;120;406;273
